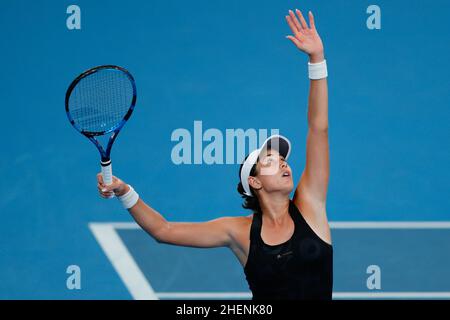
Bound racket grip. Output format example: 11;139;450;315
101;160;113;185
101;160;114;199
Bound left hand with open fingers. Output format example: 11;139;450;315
285;9;324;60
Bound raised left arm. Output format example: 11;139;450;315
285;10;330;227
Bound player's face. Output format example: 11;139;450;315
253;149;294;195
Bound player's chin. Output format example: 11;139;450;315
275;181;294;195
280;176;294;186
282;180;294;193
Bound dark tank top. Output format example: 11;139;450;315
244;200;333;300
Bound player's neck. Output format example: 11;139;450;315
259;195;290;226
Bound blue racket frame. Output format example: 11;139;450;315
65;65;137;162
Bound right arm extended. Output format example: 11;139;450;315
97;174;236;248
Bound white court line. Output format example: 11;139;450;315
333;292;450;299
155;292;450;299
89;223;158;300
89;221;450;300
330;222;450;229
102;221;450;229
157;292;252;299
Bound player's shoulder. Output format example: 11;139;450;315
224;214;253;224
220;214;253;234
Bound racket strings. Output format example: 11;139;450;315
68;69;134;134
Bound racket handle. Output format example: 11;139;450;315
101;160;114;199
101;160;113;185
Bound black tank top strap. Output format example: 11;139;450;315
288;199;333;249
288;200;303;227
249;211;263;242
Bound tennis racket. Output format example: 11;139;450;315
65;65;137;194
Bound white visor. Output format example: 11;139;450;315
239;134;291;197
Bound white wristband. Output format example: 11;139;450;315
308;59;328;80
118;185;139;209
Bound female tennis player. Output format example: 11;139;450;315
97;9;332;300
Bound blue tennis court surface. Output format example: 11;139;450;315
89;222;450;299
0;0;449;299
